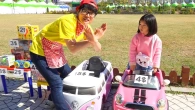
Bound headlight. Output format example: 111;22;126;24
86;101;95;110
115;93;123;105
157;99;166;109
86;106;94;110
71;101;79;110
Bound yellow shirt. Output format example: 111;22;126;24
30;14;90;56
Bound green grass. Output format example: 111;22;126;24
0;14;195;75
166;90;195;96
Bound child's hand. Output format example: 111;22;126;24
153;67;158;73
94;23;107;39
130;65;136;71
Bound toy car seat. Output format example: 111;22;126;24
87;56;105;77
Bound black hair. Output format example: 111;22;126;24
78;4;98;16
137;14;157;37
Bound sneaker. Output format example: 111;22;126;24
44;100;55;108
164;79;170;86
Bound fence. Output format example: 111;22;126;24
112;65;195;87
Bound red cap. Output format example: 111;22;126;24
76;0;98;11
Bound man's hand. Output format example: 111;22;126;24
68;39;76;46
94;23;107;39
84;26;96;43
84;26;101;51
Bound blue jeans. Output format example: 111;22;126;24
30;52;71;110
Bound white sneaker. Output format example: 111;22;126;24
44;100;55;108
164;79;170;86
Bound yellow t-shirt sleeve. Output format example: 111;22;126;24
59;19;75;40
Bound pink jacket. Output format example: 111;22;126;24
129;33;162;68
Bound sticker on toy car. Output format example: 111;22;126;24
134;75;148;84
9;40;19;48
0;68;7;75
14;68;24;77
75;70;94;76
19;26;27;34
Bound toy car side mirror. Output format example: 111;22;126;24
115;75;122;82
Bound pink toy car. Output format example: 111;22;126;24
113;69;170;110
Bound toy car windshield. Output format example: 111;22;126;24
123;72;160;90
132;70;153;75
63;84;96;95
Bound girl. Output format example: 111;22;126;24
129;14;162;73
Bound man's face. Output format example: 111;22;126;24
78;9;95;25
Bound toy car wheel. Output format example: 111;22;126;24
14;61;20;68
30;63;36;69
23;61;30;68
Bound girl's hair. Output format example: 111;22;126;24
137;14;157;37
78;4;98;16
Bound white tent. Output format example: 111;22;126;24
47;0;59;12
181;0;187;7
36;0;48;13
13;0;28;14
187;0;195;7
58;0;78;2
58;4;70;11
0;0;14;14
26;0;39;14
0;0;69;14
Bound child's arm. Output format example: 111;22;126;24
153;67;158;73
129;35;138;70
153;39;162;69
130;65;136;71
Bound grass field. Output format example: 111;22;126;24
0;14;194;75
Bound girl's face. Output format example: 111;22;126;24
78;9;95;25
138;20;148;36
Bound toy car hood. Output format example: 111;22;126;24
115;84;166;109
63;75;102;87
63;92;98;110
